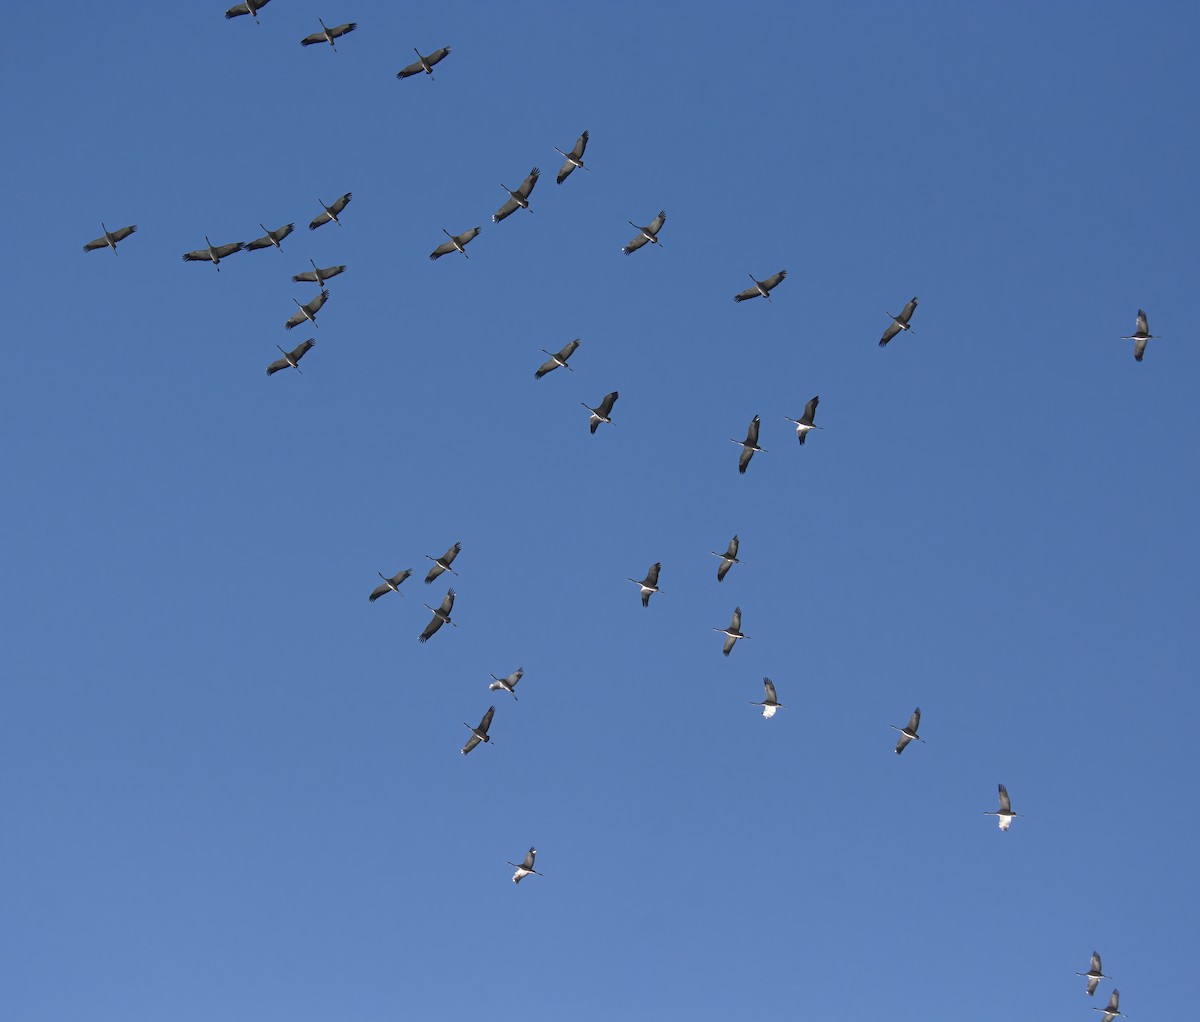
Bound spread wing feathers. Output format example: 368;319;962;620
1134;336;1147;361
535;339;579;378
438;590;456;616
476;706;495;733
425;542;461;582
247;223;294;249
730;608;742;632
724;536;740;559
265;338;315;375
895;733;914;754
745;415;761;446
461;733;481;755
292;264;345;283
906;708;921;733
396;58;425;77
109;225;137;242
418;614;445;643
801;395;819;425
733;283;761;302
456;227;481;245
429;240;457;259
1086;976;1100;996
301;29;327;45
879;320;902;346
520;847;537;870
182;248;212;262
647;211;667;234
83;236;111;251
493;198;520;223
1090;952;1103;975
738;445;755;474
623;232;651;255
1136;310;1149;335
717;558;733;582
490;668;524;691
997;784;1012;813
734;269;787;302
327;193;353;215
722;634;737;656
440;542;462;567
597;391;619;418
898;297;919;323
368;582;391;601
514;167;540;200
571;131;589;159
368;568;411;601
226;0;269;19
763;678;778;703
1103;991;1121;1014
760;269;787;291
643;563;661;588
213;241;243;258
399;47;450;75
285;289;329;329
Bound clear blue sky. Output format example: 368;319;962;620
3;2;1197;1019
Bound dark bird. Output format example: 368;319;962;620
732;415;765;474
285;288;329;330
1093;990;1125;1022
508;847;542;884
879;296;918;346
396;46;451;79
493;167;540;222
1077;952;1111;997
245;223;294;252
489;667;524;700
713;608;747;656
368;568;413;602
419;589;456;643
983;783;1019;831
429;227;481;260
534;339;581;379
628;563;661;606
266;338;315;376
751;677;785;718
623;211;666;254
292;260;347;286
301;19;357;50
182;236;244;271
711;534;742;582
225;0;270;22
785;396;821;446
582;391;619;433
1122;309;1159;362
891;708;924;754
309;193;352;230
555;130;590;184
461;705;495;754
734;270;787;303
83;223;137;255
424;542;462;584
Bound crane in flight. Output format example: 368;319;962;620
734;270;787;303
507;847;542;884
628;563;662;607
751;678;785;718
879;297;918;346
396;47;451;80
266;339;315;376
368;569;412;602
785;396;821;446
83;223;137;255
555;131;589;184
1122;309;1160;362
461;705;495;754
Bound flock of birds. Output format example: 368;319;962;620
77;5;1163;997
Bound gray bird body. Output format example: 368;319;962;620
711;534;742;582
397;46;451;79
555;131;589;184
83;222;137;255
880;297;918;346
535;339;581;379
734;270;787;303
461;705;495;754
266;338;315;375
623;211;666;254
583;391;619;433
369;569;413;602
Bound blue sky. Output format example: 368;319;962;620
3;2;1198;1019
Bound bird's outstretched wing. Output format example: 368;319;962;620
1134;336;1147;362
182;248;211;262
328;22;357;39
895;732;913;754
763;678;778;703
83;235;110;252
266;355;291;376
645;562;661;587
1136;310;1148;336
492;197;520;223
730;608;742;632
515;167;539;200
738;445;754;474
801;395;819;425
213;241;244;259
310;211;333;229
717;557;733;582
418;614;444;643
429;241;456;259
906;708;921;733
456;227;481;246
997;784;1012;813
461;732;482;755
623;231;650;255
301;30;326;45
396;59;424;78
329;193;352;216
439;589;456;615
571;131;589;160
733;283;761;302
760;269;786;292
879;320;902;346
722;634;737;656
1086;976;1100;997
746;415;760;446
597;391;619;418
647;211;667;235
477;705;495;733
521;847;536;870
898;297;918;323
424;47;451;67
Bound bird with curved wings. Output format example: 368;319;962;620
623;211;666;254
508;847;542;883
368;569;412;602
225;0;270;22
628;563;661;606
751;678;785;718
182;237;244;271
891;708;923;754
424;542;461;584
1077;951;1110;997
301;19;357;50
711;535;741;582
419;589;456;644
583;391;618;433
266;338;315;376
246;223;294;252
461;705;495;755
285;289;329;330
983;783;1019;830
1093;990;1125;1022
397;46;451;79
734;270;787;303
489;667;524;700
1122;309;1159;362
732;415;765;474
714;608;746;656
309;193;352;230
785;396;821;446
556;131;589;184
429;227;481;260
292;260;346;286
535;339;580;379
880;297;918;346
493;168;540;223
83;223;137;255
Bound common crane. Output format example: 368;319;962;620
628;563;661;606
891;708;923;754
429;227;481;260
734;270;787;303
83;223;136;255
785;396;821;446
733;415;765;474
623;211;666;254
493;168;540;223
555;131;590;184
1122;309;1159;362
508;847;542;884
489;667;524;700
301;19;357;50
225;0;270;22
285;289;329;330
461;705;495;754
1077;952;1111;997
711;534;742;582
419;589;456;643
879;297;918;347
182;236;244;271
983;783;1019;830
424;542;462;583
292;260;346;286
534;339;580;379
751;677;785;718
396;47;451;80
582;391;618;433
368;568;412;602
1093;990;1125;1022
309;193;352;230
245;223;294;252
266;338;315;376
714;608;747;656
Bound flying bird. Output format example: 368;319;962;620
711;535;742;582
1122;309;1159;362
245;223;294;252
732;415;765;474
714;608;747;656
1093;990;1125;1022
292;260;346;286
493;167;540;223
555;130;590;184
83;223;137;255
734;270;787;303
301;18;357;50
534;339;581;379
785;396;821;446
429;227;481;260
182;236;244;271
424;542;462;584
285;289;329;330
368;569;412;602
751;678;785;718
879;297;918;346
508;847;542;884
489;667;524;700
1077;952;1111;997
396;46;451;79
628;563;661;607
419;589;456;644
461;705;495;754
623;211;666;254
309;193;352;230
983;783;1019;830
891;708;924;754
582;391;619;433
266;338;315;376
225;0;270;21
